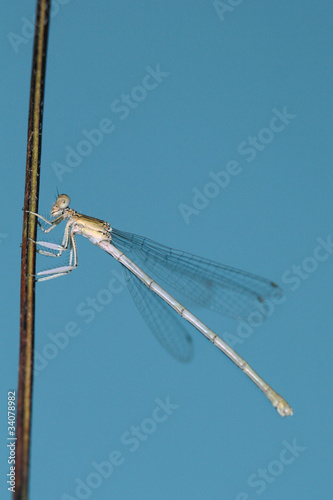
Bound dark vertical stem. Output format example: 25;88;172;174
15;1;51;498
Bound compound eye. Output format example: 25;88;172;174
57;194;70;209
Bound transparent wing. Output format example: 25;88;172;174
123;268;194;363
111;229;281;321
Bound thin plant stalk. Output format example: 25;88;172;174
15;0;51;498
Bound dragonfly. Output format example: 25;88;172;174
29;194;293;417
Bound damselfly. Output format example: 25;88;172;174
29;194;293;417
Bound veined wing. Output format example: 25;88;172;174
111;229;281;321
123;268;194;363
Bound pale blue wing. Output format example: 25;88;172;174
123;268;194;363
111;229;282;321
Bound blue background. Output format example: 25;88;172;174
1;1;332;499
